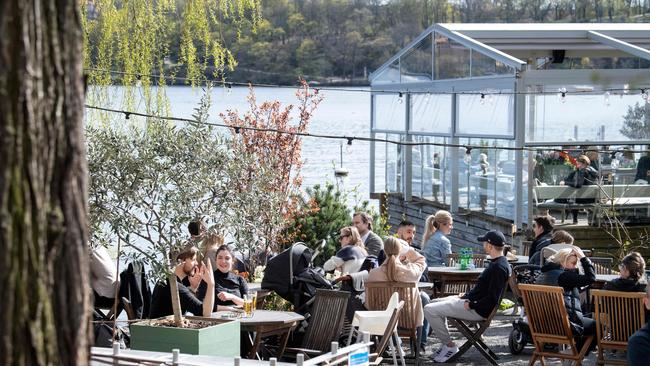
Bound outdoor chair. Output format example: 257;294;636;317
519;284;594;366
445;288;506;365
437;281;474;298
284;289;349;359
592;289;646;365
446;253;487;268
370;301;405;366
365;282;422;362
590;257;614;275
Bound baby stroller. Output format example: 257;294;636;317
262;242;333;315
509;264;541;354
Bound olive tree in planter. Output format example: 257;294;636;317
87;97;242;354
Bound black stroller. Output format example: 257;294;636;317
509;264;541;354
262;242;333;315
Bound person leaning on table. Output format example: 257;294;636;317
628;285;650;365
423;230;511;363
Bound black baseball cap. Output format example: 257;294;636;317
477;230;506;246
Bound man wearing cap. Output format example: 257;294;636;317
423;230;511;363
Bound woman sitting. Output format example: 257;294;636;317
603;252;647;292
324;226;368;274
536;246;596;352
366;237;426;343
197;244;248;309
422;210;453;266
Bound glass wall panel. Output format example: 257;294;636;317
385;134;404;193
410;93;452;135
455;139;518;220
400;34;433;83
471;50;515;77
525;86;648;143
411;135;450;205
434;32;470;80
457;92;514;137
372;59;400;84
373;93;406;131
372;133;387;194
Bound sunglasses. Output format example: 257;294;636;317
340;234;351;239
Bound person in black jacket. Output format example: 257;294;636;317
528;215;555;265
603;252;647;293
211;244;248;308
149;245;215;318
628;285;650;365
423;230;511;363
536;246;596;352
559;154;599;224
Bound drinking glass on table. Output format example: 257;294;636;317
243;294;254;317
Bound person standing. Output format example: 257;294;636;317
421;211;453;266
353;212;384;256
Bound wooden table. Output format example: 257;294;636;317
428;267;484;297
593;274;619;289
487;255;529;266
212;310;304;360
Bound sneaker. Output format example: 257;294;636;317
434;344;459;363
419;344;427;355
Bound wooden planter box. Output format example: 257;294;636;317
130;316;240;357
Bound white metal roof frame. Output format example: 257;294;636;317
370;23;650;84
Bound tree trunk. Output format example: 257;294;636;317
169;273;184;326
0;0;89;365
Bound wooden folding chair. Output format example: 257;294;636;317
592;290;646;365
446;290;505;365
284;289;349;358
519;284;594;366
365;282;422;362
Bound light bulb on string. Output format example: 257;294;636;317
226;83;232;96
622;84;630;98
464;147;473;164
603;91;611;106
345;137;353;154
642;89;648;101
557;87;567;103
397;92;404;104
424;92;431;103
479;93;486;105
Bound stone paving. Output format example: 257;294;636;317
415;310;604;365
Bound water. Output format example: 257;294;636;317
163;85;375;206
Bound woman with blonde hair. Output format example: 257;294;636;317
422;210;453;266
537;246;596;353
323;226;367;274
367;237;426;332
202;231;225;272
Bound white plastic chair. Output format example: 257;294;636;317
348;292;404;366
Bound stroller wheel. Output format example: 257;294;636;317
508;327;525;355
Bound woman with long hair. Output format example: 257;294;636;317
604;252;647;292
324;226;368;274
422;210;453;266
367;236;426;331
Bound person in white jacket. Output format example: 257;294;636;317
324;226;368;274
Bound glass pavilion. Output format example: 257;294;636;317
369;24;650;227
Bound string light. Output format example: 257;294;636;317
83;68;650;97
642;89;648;101
345;137;353;154
234;126;241;134
85;104;650;154
397;92;404;104
124;112;131;120
604;91;611;106
557;87;567;103
479;93;486;105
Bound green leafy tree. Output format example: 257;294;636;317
620;102;650;140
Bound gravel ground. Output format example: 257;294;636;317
413;309;608;365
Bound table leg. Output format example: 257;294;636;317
275;326;293;360
247;331;263;359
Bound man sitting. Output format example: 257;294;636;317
423;230;510;363
90;245;119;309
628;284;650;365
150;245;215;318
